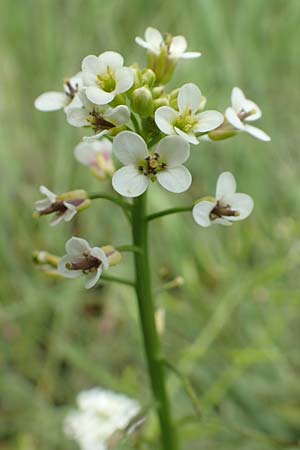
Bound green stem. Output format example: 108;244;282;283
116;245;142;254
147;205;193;222
89;192;132;210
101;274;135;287
132;193;178;450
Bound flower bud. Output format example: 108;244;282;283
131;87;153;118
141;68;156;87
153;97;169;110
207;120;237;141
101;245;122;266
152;86;165;99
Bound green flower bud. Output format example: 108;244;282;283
131;87;153;118
141;68;156;87
153;97;169;110
152;86;165;99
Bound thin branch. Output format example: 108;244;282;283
101;274;135;287
147;206;193;222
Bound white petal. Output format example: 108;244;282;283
82;55;102;76
214;217;232;226
225;107;244;130
63;202;77;222
35;198;52;211
216;172;237;199
68;72;83;89
155;107;178;135
145;27;163;52
178;83;202;114
155;135;190;166
113;131;148;165
192;201;215;227
194;110;224;133
83;129;109;141
114;67;134;94
90;247;109;269
157;165;192;193
229;193;254;221
66;107;89;127
169;36;187;57
112;166;149;197
58;255;83;278
66;237;91;256
34;92;68;111
244;124;271;142
74;142;98;166
243;99;262;121
98;51;124;71
179;51;202;59
85;86;114;105
50;214;64;226
39;185;56;202
174;127;199;145
64;93;82;112
135;36;153;51
85;267;103;289
231;87;246;113
104;105;130;126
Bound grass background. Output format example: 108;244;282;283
1;0;300;448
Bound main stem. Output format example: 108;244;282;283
132;193;178;450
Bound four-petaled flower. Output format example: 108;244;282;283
192;172;254;227
35;186;90;226
81;51;134;105
66;89;130;140
58;237;109;289
155;83;224;144
74;138;115;179
225;87;271;142
135;27;201;60
34;72;83;112
112;131;192;197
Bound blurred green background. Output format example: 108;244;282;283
1;0;300;449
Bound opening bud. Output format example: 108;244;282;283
131;87;153;118
101;245;122;266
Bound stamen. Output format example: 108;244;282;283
66;254;101;271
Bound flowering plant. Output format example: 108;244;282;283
33;26;270;450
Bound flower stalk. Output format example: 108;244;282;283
132;193;178;450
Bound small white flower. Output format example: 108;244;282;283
34;72;83;112
155;83;224;144
74;139;115;179
35;186;89;226
192;172;254;227
63;387;140;450
81;51;134;105
58;237;109;289
112;131;192;198
225;87;271;142
67;89;130;140
135;27;201;59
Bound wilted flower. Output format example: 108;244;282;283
74;139;115;179
58;237;109;289
155;83;223;144
112;131;191;197
64;387;141;450
135;27;201;60
81;51;134;105
225;87;271;142
34;72;82;112
67;89;130;140
35;186;90;226
192;171;254;227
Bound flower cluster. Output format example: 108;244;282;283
64;387;141;450
33;26;271;289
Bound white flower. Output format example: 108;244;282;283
58;237;109;289
112;131;192;197
135;27;201;59
34;72;83;112
225;87;271;142
63;387;140;450
35;186;90;226
155;83;224;144
66;89;130;140
74;139;115;179
81;51;134;105
192;172;254;227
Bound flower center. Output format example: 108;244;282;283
238;108;257;121
97;68;116;92
65;252;101;272
175;112;197;133
138;153;167;179
87;110;115;132
210;201;240;220
39;199;84;216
